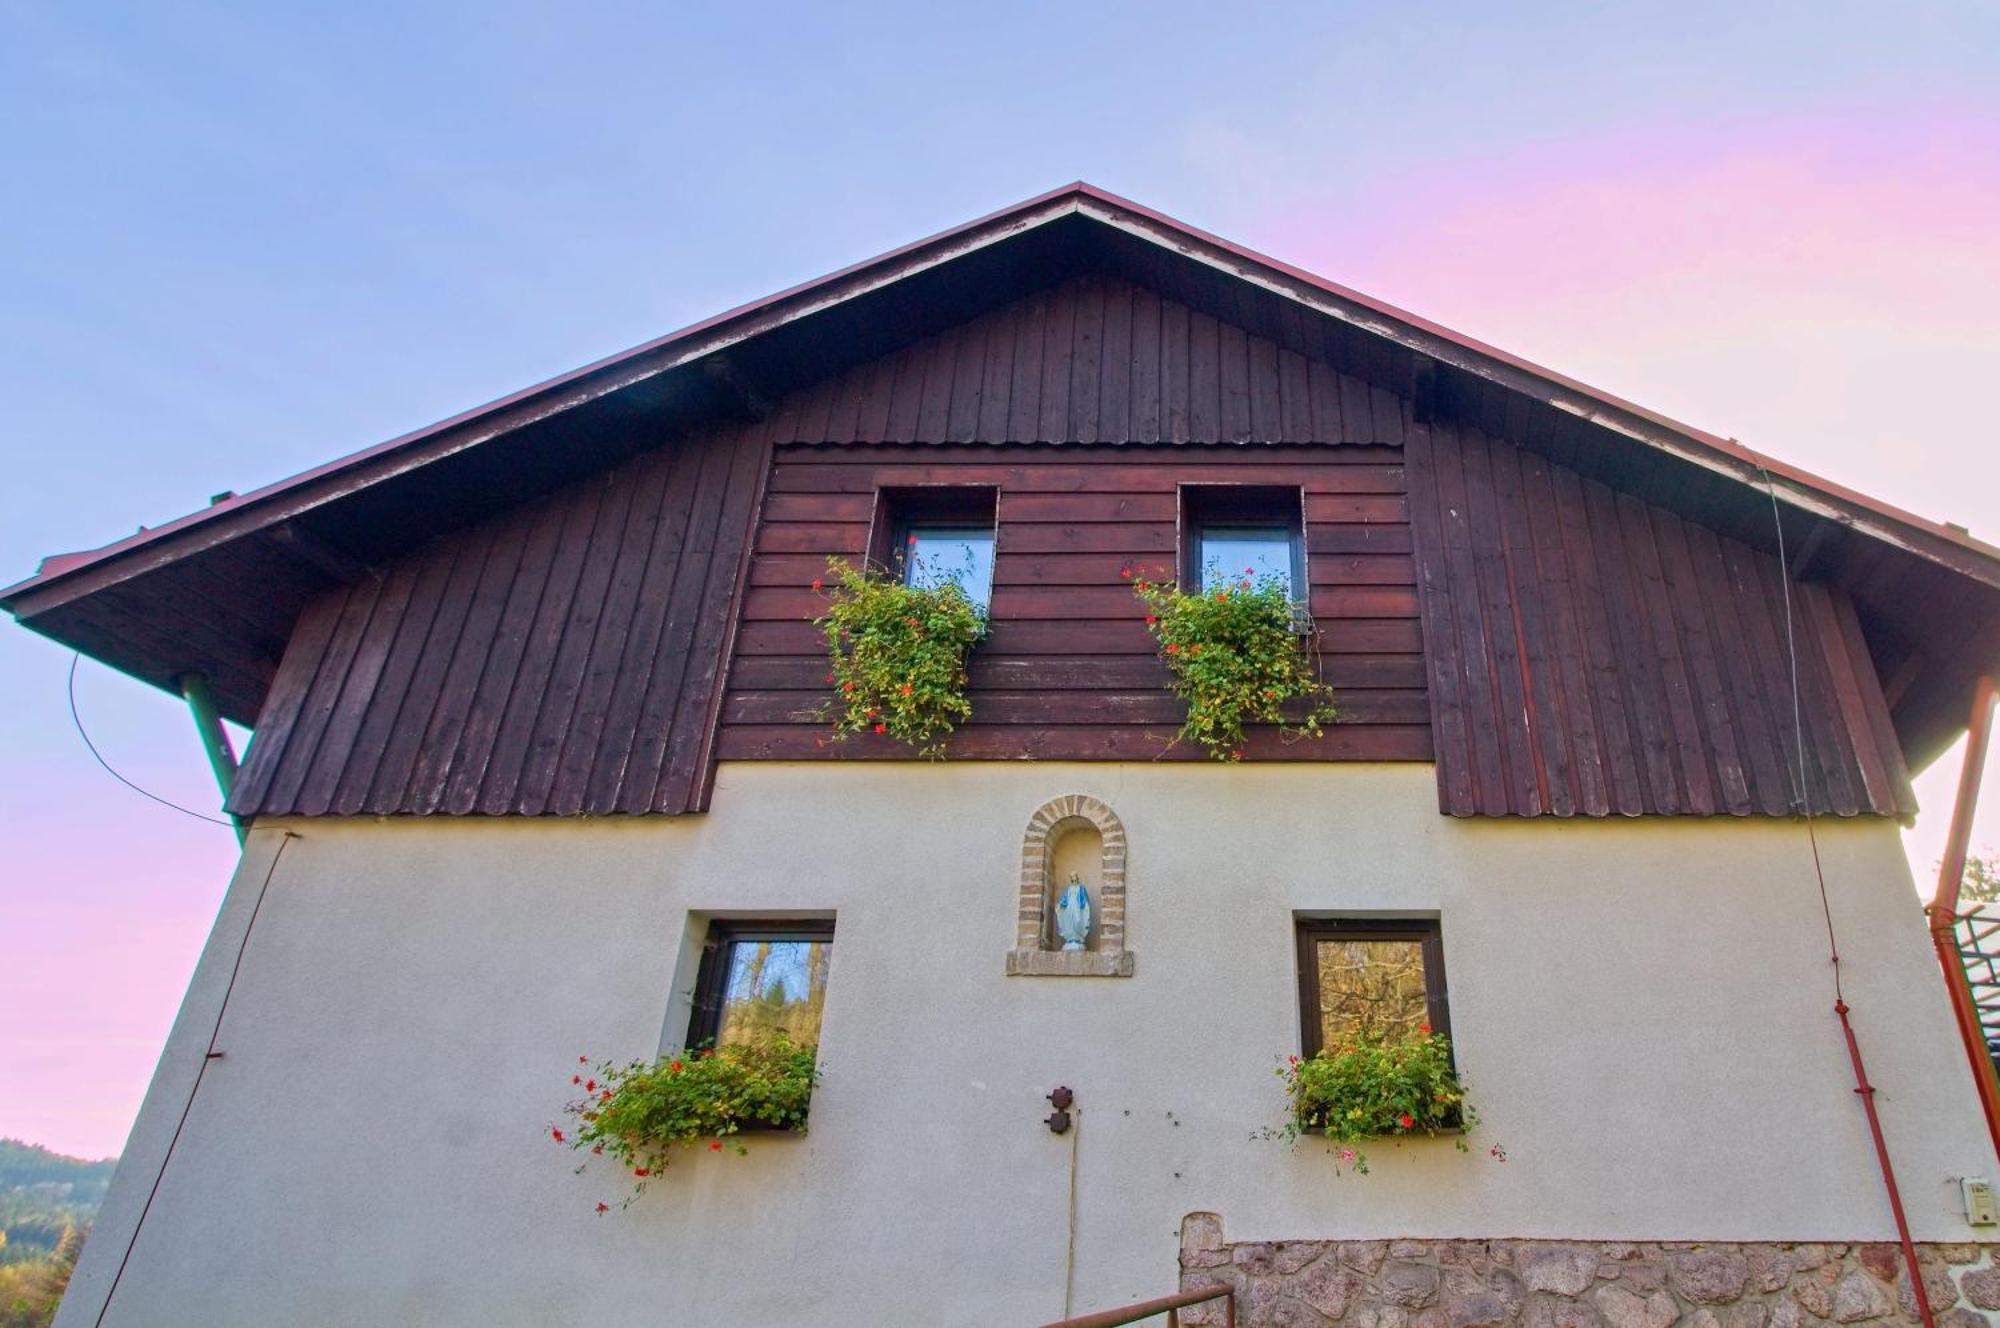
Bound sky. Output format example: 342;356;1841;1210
2;1;1999;1160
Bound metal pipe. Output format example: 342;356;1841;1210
1927;675;2000;1163
178;673;245;845
1835;998;1935;1328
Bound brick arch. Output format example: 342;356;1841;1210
1006;794;1134;978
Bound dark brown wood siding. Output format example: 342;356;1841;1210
1406;418;1916;818
762;273;1407;447
720;443;1430;762
227;419;768;817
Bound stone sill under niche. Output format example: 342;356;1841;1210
1006;949;1135;977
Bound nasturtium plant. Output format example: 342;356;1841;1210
1131;568;1336;760
816;556;985;758
1272;1027;1474;1174
554;1037;819;1208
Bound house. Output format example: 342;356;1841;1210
12;184;2000;1328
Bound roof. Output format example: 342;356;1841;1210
8;183;1999;764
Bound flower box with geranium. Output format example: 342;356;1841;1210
1131;568;1336;761
815;556;985;758
1274;1026;1474;1174
554;1037;818;1207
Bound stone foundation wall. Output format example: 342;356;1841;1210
1177;1216;2000;1328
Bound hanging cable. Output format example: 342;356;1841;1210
67;652;234;829
1762;467;1934;1328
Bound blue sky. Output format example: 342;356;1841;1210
3;1;1998;1156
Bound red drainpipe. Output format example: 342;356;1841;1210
1927;674;2000;1164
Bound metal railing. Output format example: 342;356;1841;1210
1958;905;2000;1070
1037;1285;1234;1328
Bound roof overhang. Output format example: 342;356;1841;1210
9;183;1999;761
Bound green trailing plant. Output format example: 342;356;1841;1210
553;1038;819;1208
1269;1026;1476;1174
815;556;985;758
1130;568;1336;760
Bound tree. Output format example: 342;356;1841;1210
1964;852;2000;906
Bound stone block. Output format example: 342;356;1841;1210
1670;1250;1751;1304
1518;1244;1602;1296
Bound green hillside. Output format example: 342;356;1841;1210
0;1139;113;1266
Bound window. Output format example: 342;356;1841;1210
1181;485;1306;600
902;525;995;610
686;920;834;1051
870;486;998;612
1294;918;1449;1057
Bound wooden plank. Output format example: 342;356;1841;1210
1583;480;1678;811
1683;523;1790;816
1652;509;1750;814
1161;297;1190;444
543;451;678;815
729;617;1425;657
578;440;707;811
1552;467;1643;815
1130;286;1162;443
1403;421;1476;814
1721;534;1816;813
1249;335;1282;442
260;571;388;814
1828;587;1918;816
715;722;1433;762
1038;280;1076;443
1490;442;1570;814
1187;309;1220;442
290;557;422;816
1802;581;1896;814
1520;451;1607;816
726;652;1425;693
1430;423;1511;813
977;303;1017;444
512;469;644;814
1219;320;1251;442
1005;289;1046;444
474;478;610;814
227;588;351;814
945;317;988;443
764;460;1408;495
1460;431;1544;813
1099;278;1132;443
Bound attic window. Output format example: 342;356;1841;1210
1181;485;1305;600
871;486;998;612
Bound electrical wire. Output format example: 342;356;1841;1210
92;829;297;1328
67;652;234;829
1762;466;1934;1328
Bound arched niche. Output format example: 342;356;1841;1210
1005;794;1134;978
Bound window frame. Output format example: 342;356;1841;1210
1178;484;1308;601
685;918;837;1051
867;485;1000;611
1293;917;1451;1059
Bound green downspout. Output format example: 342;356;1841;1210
179;673;247;844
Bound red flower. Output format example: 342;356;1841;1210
578;1055;589;1064
1287;1054;1300;1065
709;1140;724;1152
1419;1023;1432;1036
585;1079;596;1092
1214;591;1227;602
811;578;823;591
633;1167;650;1178
572;1074;581;1085
1144;614;1158;625
1120;567;1133;579
1398;1114;1415;1129
873;723;887;734
842;680;855;693
551;1128;565;1143
669;1060;684;1073
899;683;913;696
1230;748;1245;760
600;1090;612;1102
1166;643;1180;654
592;1144;604;1154
596;1202;610;1214
907;534;919;545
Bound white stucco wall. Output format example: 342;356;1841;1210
60;763;1996;1327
